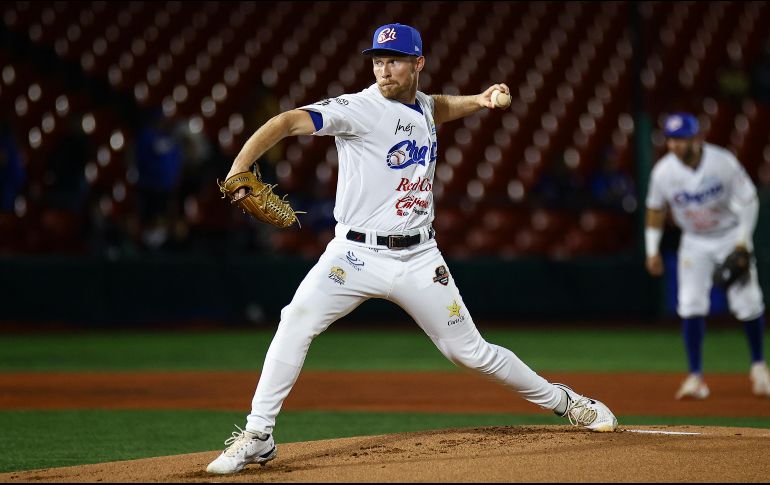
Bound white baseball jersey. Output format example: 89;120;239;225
241;84;567;436
646;142;764;320
300;84;438;233
646;142;756;237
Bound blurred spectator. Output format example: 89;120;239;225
42;112;91;211
750;40;770;104
245;88;283;178
0;118;25;212
717;57;749;109
589;147;637;213
530;153;588;210
174;118;217;199
131;108;183;251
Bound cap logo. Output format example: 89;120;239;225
377;27;397;44
666;116;683;132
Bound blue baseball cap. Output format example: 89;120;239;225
663;112;699;138
361;23;423;57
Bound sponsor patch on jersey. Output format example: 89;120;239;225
386;140;437;169
433;265;449;286
328;266;346;285
395;119;414;136
344;251;365;271
314;97;349;107
396;177;432;192
395;195;430;217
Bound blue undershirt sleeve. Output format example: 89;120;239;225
301;109;324;131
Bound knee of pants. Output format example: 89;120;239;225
273;304;325;349
436;334;497;374
677;294;709;319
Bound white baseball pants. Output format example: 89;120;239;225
677;230;765;320
245;226;562;434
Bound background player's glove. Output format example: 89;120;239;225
218;165;303;228
712;247;752;289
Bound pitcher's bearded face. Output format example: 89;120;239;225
372;55;421;99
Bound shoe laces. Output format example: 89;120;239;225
222;425;254;457
565;397;598;427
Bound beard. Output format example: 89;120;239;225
680;142;701;164
378;81;410;99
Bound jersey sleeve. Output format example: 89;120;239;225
416;91;435;116
645;163;666;210
299;93;376;138
727;154;757;204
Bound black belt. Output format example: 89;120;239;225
346;228;435;249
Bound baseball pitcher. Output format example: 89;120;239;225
645;112;770;400
208;23;618;475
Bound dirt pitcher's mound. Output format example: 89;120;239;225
3;425;770;482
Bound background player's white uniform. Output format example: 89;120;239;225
646;142;764;320
246;84;563;434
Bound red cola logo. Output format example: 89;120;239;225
396;177;432;192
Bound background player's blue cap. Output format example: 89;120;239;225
361;23;423;57
663;112;699;138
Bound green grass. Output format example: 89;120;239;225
0;327;764;372
3;409;770;473
2;328;767;474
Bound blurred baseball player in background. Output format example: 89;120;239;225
206;23;618;475
645;112;770;400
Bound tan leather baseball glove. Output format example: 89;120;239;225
217;165;303;228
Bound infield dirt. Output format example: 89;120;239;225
2;370;770;482
2;425;770;482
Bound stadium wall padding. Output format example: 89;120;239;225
0;253;706;325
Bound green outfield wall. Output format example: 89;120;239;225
2;192;768;325
1;252;768;325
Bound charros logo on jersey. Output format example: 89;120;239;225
672;182;724;206
386;140;437;170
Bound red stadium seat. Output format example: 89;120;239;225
3;0;769;257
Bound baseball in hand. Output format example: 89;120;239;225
491;89;511;109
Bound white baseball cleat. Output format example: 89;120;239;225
553;383;618;432
750;362;770;397
206;425;277;474
675;373;710;400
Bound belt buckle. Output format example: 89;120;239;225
387;234;407;249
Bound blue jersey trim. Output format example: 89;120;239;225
302;109;324;131
402;101;423;115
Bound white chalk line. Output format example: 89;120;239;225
625;429;702;435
